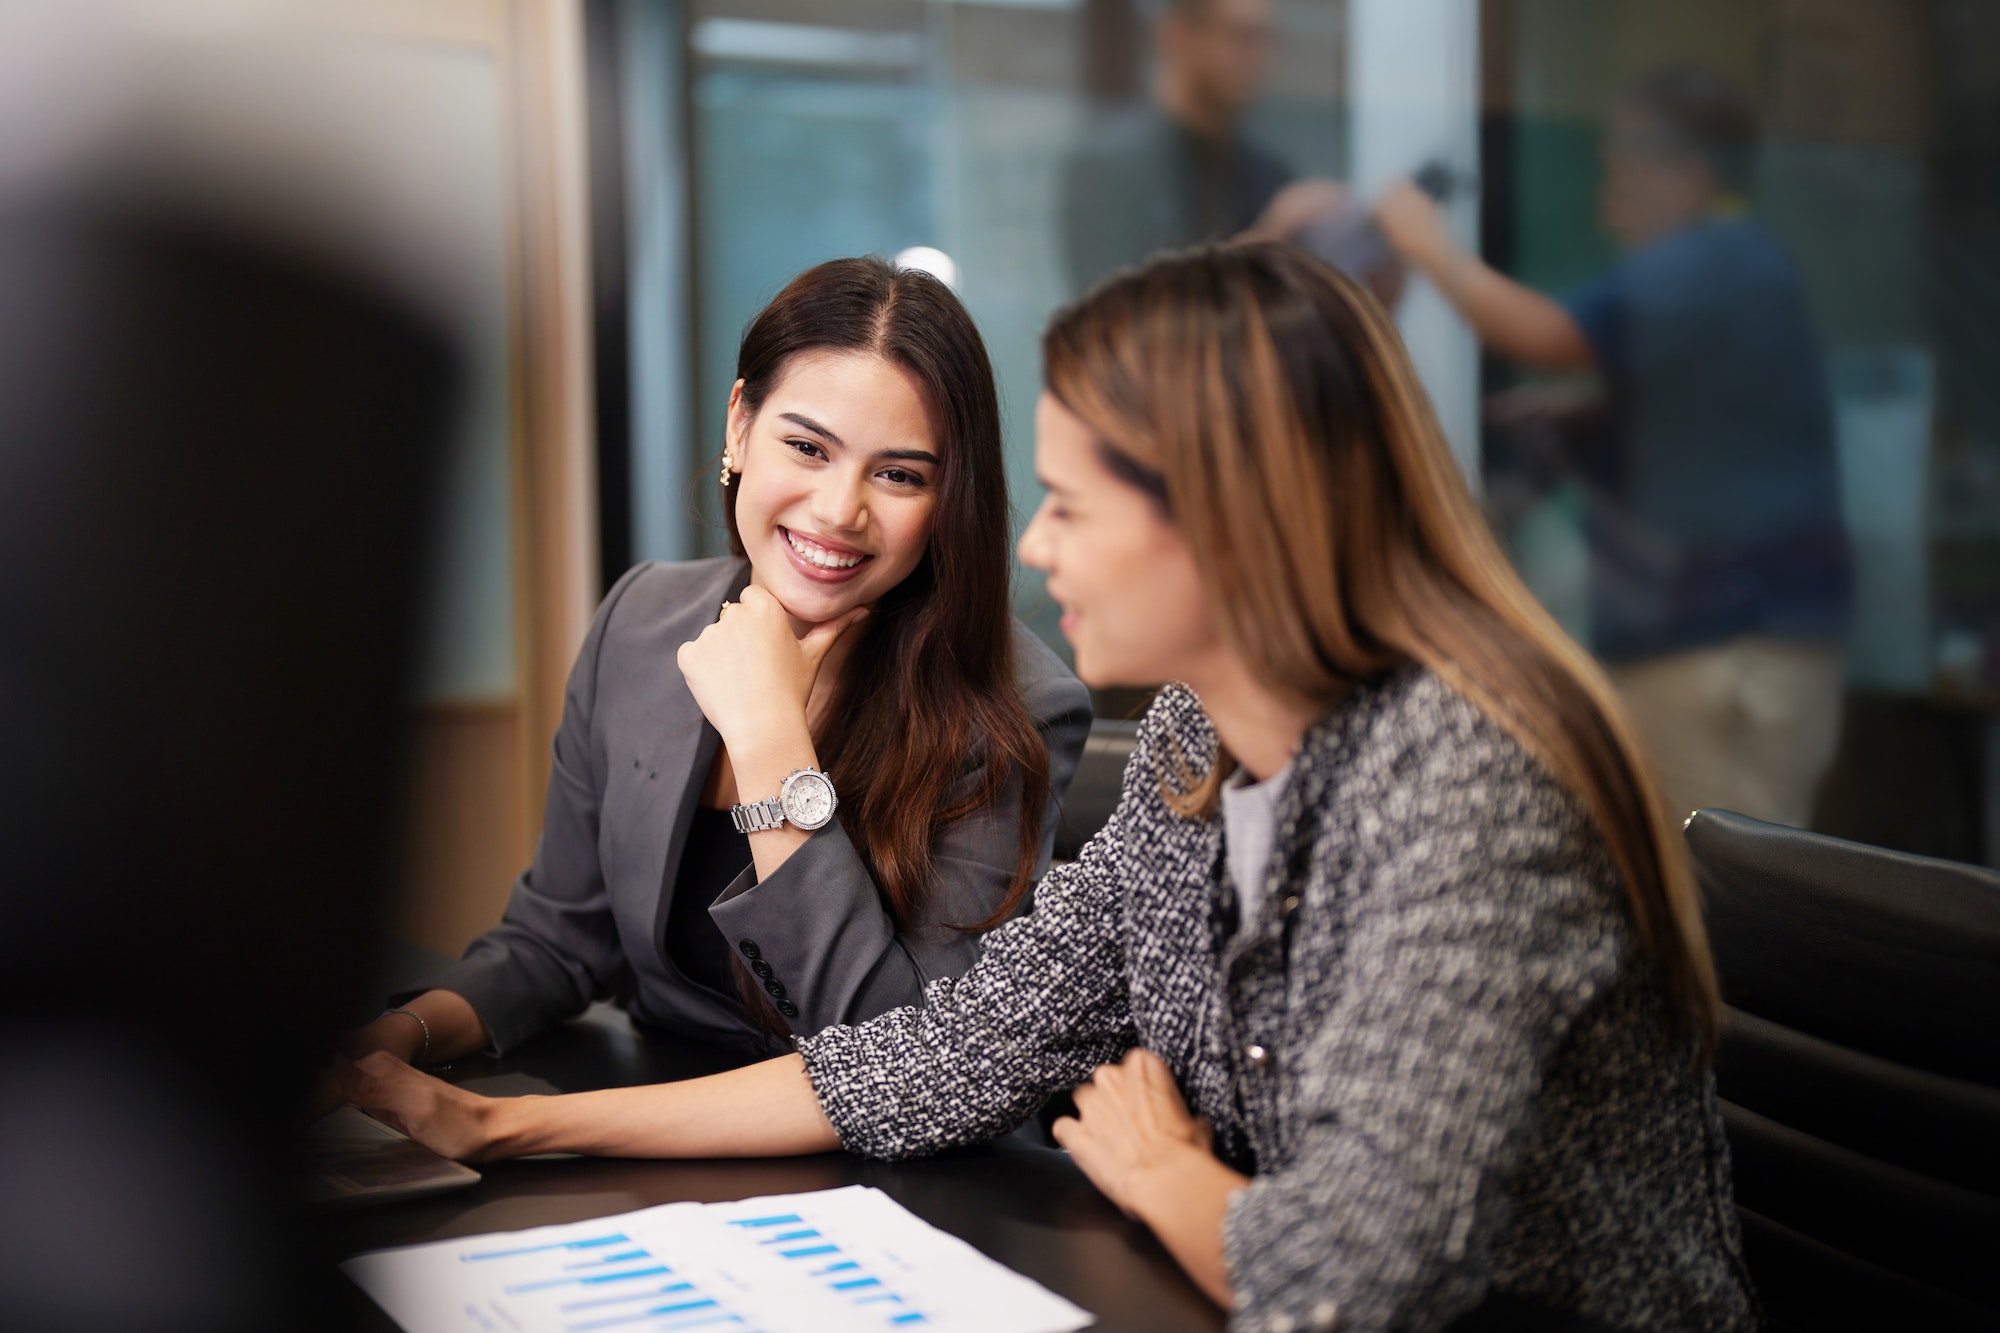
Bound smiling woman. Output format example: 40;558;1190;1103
332;256;1090;1074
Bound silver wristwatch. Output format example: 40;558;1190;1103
730;767;838;834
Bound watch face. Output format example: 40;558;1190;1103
781;771;836;830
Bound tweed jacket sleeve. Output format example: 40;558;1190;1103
1221;699;1631;1333
796;753;1150;1158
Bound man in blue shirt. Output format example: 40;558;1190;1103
1376;64;1850;829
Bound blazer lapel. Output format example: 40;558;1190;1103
612;559;751;966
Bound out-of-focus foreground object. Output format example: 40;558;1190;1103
0;1;467;1327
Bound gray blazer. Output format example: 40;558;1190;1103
424;558;1092;1056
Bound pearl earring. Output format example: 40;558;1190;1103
719;450;734;487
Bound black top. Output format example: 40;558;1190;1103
663;805;752;999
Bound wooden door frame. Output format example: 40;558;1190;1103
350;0;600;951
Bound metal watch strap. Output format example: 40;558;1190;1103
730;795;787;834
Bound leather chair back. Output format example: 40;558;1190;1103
1052;719;1139;863
1685;809;2000;1331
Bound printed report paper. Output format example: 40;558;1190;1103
341;1184;1095;1333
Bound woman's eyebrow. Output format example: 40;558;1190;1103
778;412;842;446
873;448;941;466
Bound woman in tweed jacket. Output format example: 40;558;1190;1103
351;244;1760;1332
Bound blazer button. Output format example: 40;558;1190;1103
777;999;799;1018
763;977;787;999
738;939;761;960
750;958;774;980
1245;1043;1274;1070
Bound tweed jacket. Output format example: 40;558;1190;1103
799;666;1760;1333
421;559;1091;1057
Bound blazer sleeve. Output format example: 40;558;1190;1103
1220;748;1630;1333
404;564;651;1055
795;783;1139;1159
707;638;1092;1035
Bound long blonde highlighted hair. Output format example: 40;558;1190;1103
1044;242;1720;1054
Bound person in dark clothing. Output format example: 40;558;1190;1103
1060;0;1292;292
1378;63;1850;828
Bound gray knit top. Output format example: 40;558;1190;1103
798;666;1759;1332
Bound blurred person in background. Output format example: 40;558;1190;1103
1377;63;1850;830
1061;0;1291;292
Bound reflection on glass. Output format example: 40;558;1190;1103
1381;63;1852;830
612;0;1998;859
1059;0;1286;292
1561;67;1850;831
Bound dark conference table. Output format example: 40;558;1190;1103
314;1002;1226;1333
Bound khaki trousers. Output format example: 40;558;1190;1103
1609;636;1846;830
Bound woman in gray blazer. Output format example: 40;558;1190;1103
350;245;1755;1332
347;257;1089;1067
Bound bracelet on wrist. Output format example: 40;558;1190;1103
385;1006;431;1067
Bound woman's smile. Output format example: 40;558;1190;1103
780;526;873;581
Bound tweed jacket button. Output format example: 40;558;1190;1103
1309;1299;1340;1331
1280;894;1301;916
1264;1314;1296;1333
738;939;761;960
1246;1043;1274;1070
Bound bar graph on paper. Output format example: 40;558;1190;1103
341;1185;1092;1333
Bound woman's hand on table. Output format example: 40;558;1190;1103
306;991;491;1125
1053;1047;1247;1309
1052;1047;1215;1216
339;1052;516;1163
676;584;866;754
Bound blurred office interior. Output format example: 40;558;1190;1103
1;3;1994;1326
553;0;1996;909
368;0;2000;960
3;0;1993;980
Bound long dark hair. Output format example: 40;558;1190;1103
1044;243;1720;1055
721;257;1052;1025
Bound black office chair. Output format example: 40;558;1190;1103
1684;809;2000;1332
1053;719;1139;863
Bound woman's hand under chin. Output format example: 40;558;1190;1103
339;1052;513;1163
676;584;867;752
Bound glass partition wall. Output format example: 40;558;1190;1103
593;0;2000;863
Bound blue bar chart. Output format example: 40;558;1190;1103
725;1211;925;1326
343;1186;1091;1333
